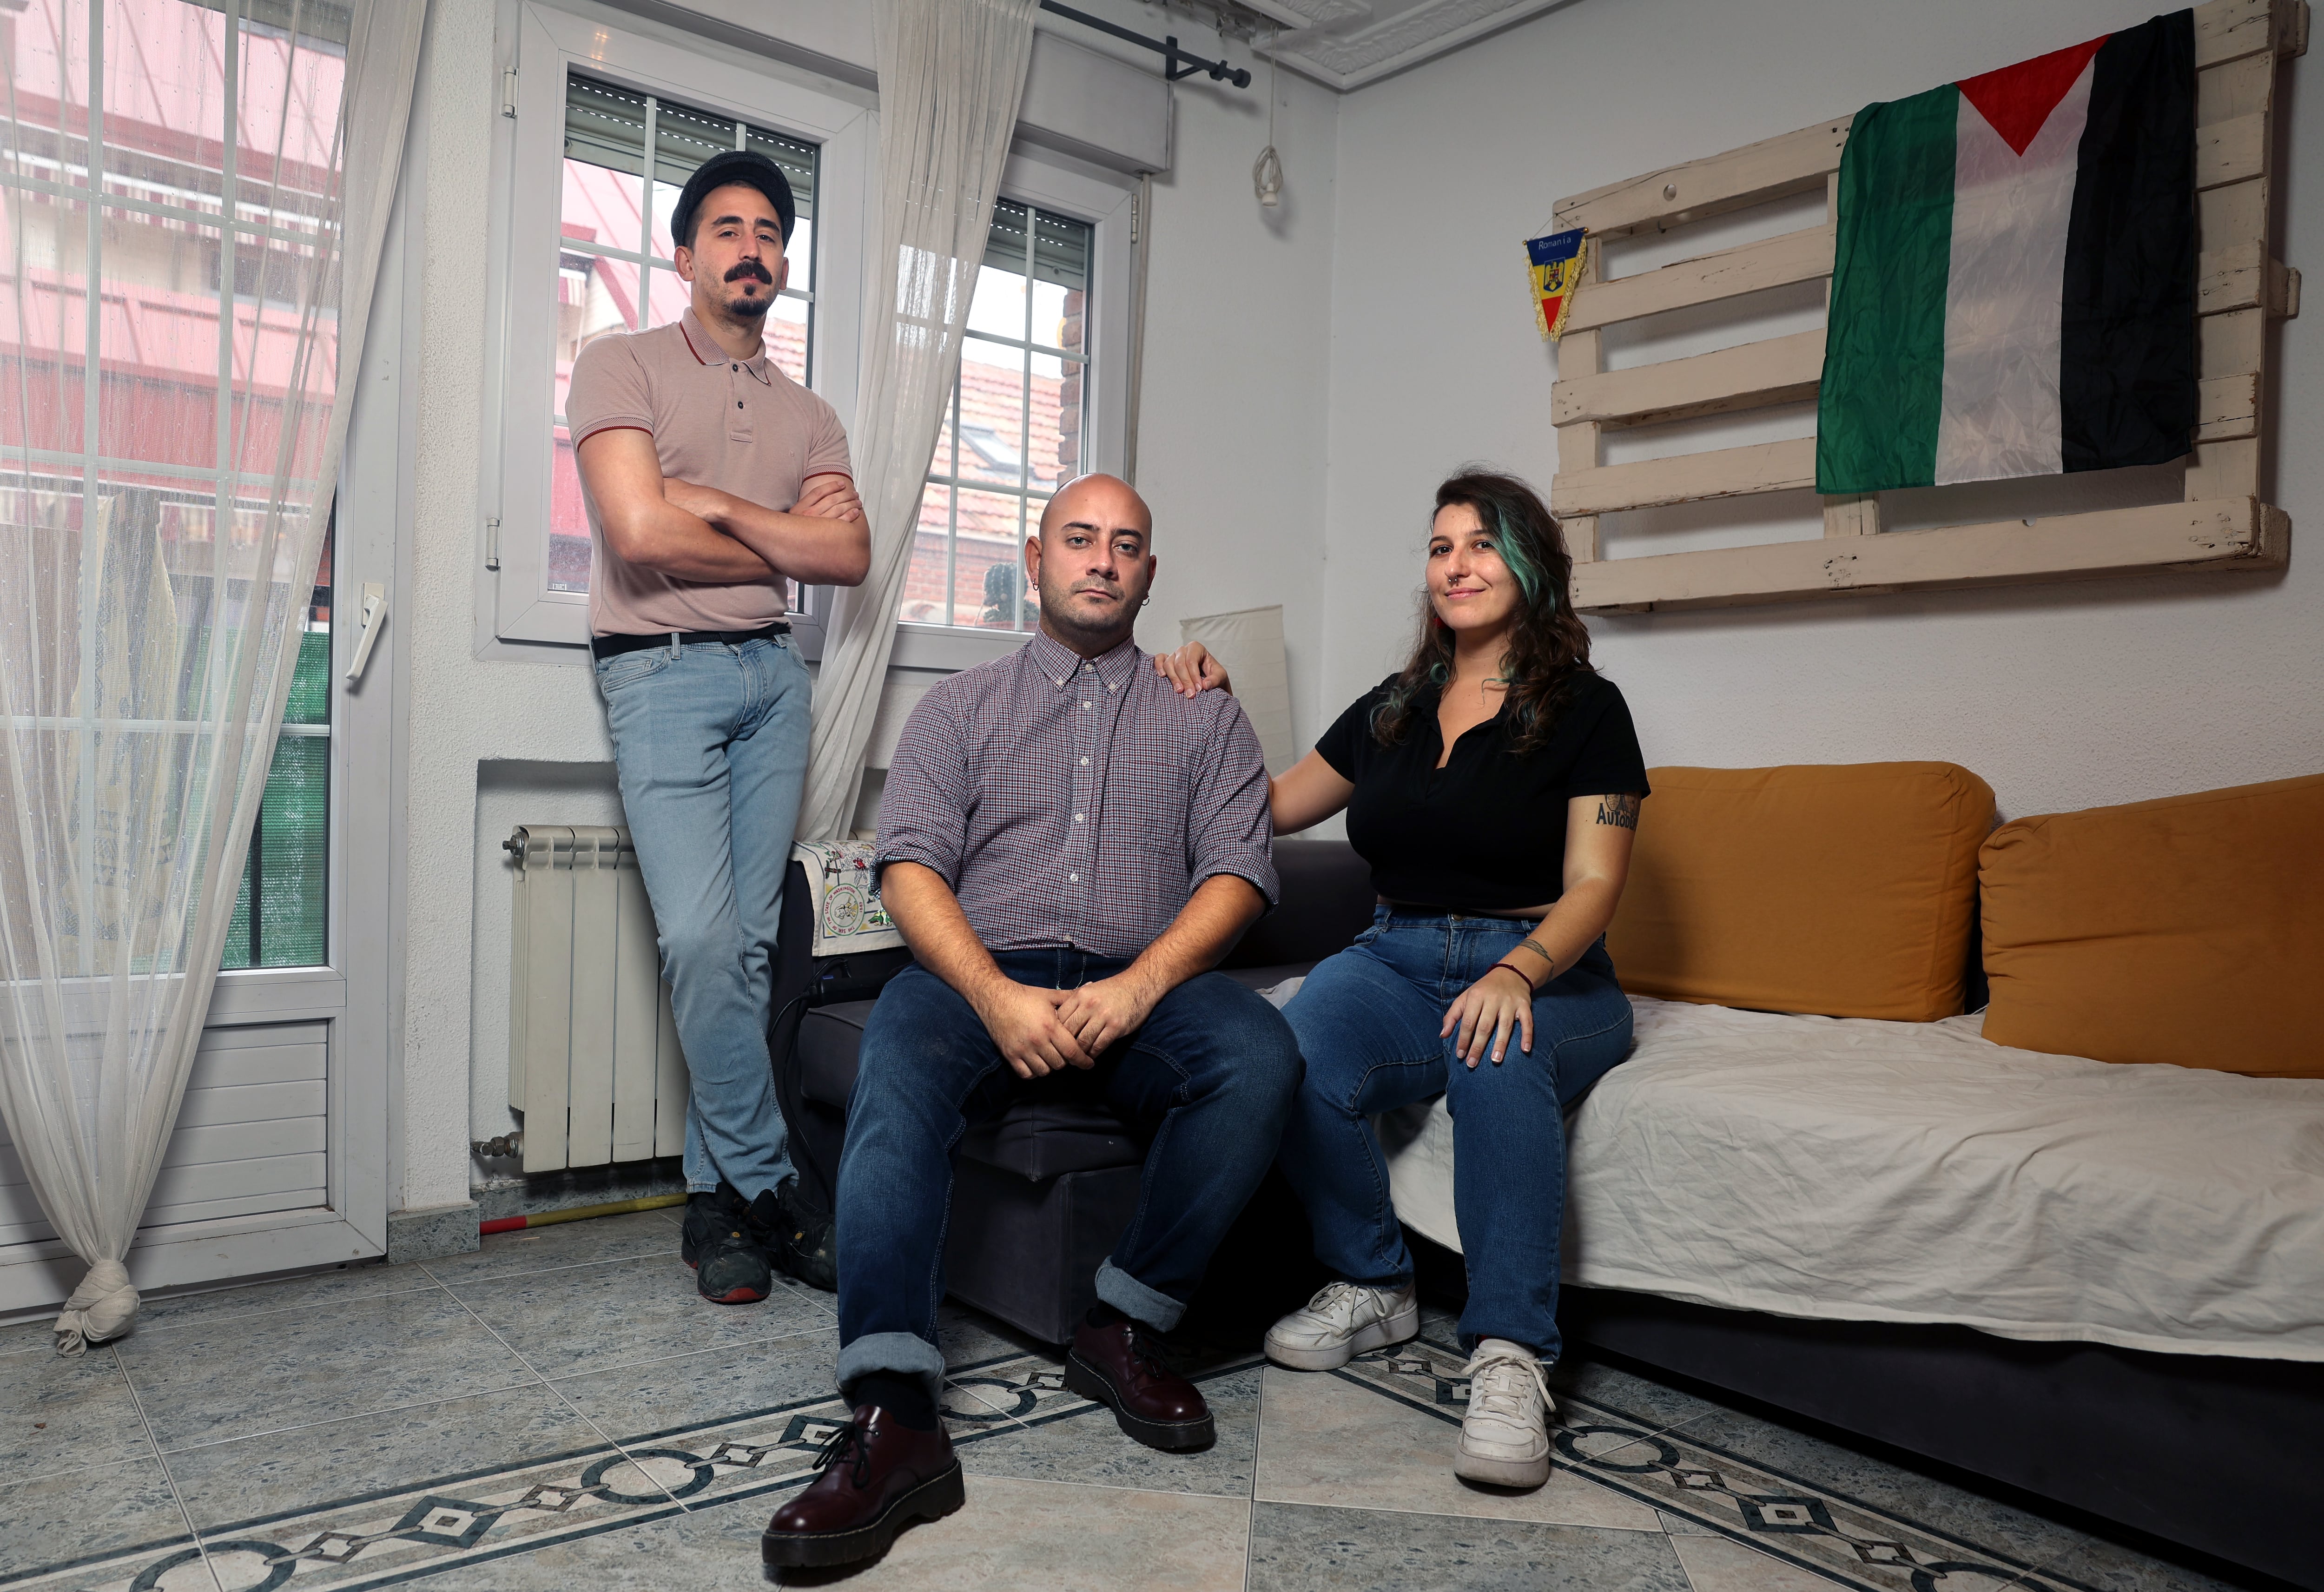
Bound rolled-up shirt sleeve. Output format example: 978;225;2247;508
1185;695;1279;908
872;685;972;890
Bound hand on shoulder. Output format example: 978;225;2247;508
1153;641;1232;699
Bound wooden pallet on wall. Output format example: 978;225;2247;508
1552;0;2304;614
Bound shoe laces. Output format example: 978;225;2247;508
1121;1324;1173;1383
815;1419;873;1488
1303;1280;1387;1330
1461;1344;1550;1423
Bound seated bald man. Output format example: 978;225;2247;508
762;475;1300;1570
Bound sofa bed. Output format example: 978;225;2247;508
772;765;2324;1586
1364;763;2324;1589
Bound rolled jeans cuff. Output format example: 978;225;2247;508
1096;1258;1186;1333
836;1331;947;1409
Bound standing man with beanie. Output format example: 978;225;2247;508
568;150;867;1304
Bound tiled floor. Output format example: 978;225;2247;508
0;1210;2259;1591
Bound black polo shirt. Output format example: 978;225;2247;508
1315;671;1649;913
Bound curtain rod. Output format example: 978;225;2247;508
1037;1;1254;89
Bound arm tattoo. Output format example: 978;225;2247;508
1594;793;1640;831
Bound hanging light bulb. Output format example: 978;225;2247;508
1253;145;1282;208
1254;28;1282;209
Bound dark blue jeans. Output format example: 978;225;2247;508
834;949;1303;1400
1277;908;1635;1361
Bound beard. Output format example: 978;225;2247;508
723;263;776;319
723;286;774;320
1039;577;1139;650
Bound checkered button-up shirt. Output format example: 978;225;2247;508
873;631;1277;958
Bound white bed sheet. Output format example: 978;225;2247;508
1364;995;2324;1361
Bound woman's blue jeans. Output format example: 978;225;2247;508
1277;907;1635;1361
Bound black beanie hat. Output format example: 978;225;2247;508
669;150;797;251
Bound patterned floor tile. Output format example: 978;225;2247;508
416;1474;1251;1592
0;1457;194;1587
159;1380;614;1538
437;1252;833;1380
1665;1404;2113;1574
1256;1360;1661;1531
1552;1354;1728;1435
548;1324;842;1441
4;1235;2280;1592
1522;1393;2069;1592
368;1504;767;1591
110;1288;539;1453
1673;1529;1928;1592
0;1347;155;1489
958;1361;1263;1497
1247;1500;1693;1592
26;1347;1209;1590
422;1211;685;1285
2019;1533;2256;1592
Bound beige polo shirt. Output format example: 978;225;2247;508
566;308;853;636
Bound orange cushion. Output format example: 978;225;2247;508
1607;763;1992;1022
1980;773;2324;1077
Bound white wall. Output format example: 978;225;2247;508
1323;0;2323;822
396;0;1340;1210
1125;35;1340;754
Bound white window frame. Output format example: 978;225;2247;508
889;150;1135;674
478;6;1133;675
482;2;871;651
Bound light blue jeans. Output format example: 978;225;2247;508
1277;907;1636;1361
596;633;809;1201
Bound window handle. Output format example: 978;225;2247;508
345;583;387;684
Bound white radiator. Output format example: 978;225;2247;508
507;826;688;1173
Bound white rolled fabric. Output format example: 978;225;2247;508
53;1259;139;1357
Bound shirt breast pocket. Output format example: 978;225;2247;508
1136;832;1192;904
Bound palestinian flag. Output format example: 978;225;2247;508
1816;12;2196;495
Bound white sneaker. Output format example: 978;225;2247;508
1263;1281;1421;1370
1454;1338;1554;1488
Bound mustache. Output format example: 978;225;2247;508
724;261;773;284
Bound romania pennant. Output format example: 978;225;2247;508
1526;228;1589;341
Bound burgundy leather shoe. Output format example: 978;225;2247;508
760;1406;964;1569
1065;1318;1217;1452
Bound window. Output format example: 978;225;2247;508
221;519;331;970
488;7;872;647
489;7;1133;663
549;74;820;601
0;0;341;972
902;202;1094;631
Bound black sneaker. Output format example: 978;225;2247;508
681;1184;773;1305
771;1177;837;1293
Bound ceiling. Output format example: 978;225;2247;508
1235;0;1571;90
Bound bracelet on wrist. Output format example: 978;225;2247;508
1487;961;1538;992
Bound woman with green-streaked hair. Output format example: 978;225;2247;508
1154;467;1649;1491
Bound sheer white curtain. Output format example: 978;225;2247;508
0;0;425;1353
801;0;1039;839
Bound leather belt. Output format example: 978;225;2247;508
590;621;789;661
